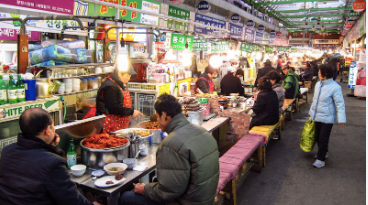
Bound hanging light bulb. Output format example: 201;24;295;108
209;55;223;68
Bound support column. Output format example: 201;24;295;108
17;34;29;74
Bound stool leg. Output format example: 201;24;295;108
262;146;266;167
232;180;237;205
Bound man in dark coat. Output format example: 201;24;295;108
0;108;100;205
255;59;275;88
221;67;245;96
121;94;219;205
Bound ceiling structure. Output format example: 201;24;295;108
242;0;360;34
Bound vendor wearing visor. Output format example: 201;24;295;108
96;65;143;133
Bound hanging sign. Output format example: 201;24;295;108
245;28;255;42
353;0;366;12
193;40;208;51
313;39;341;45
133;43;145;53
263;32;269;44
140;0;161;26
170;34;193;50
348;61;358;88
246;20;255;28
194;13;226;36
255;31;263;44
240;42;255;53
169;0;184;5
211;41;229;53
270;30;276;37
265;46;273;53
229;23;243;39
0;0;75;15
257;25;265;32
197;1;211;13
119;0;143;23
231;13;241;23
269;35;275;45
167;5;190;31
88;0;119;17
0;28;40;41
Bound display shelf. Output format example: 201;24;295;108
54;88;99;96
53;72;112;80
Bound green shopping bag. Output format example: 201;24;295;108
300;118;316;152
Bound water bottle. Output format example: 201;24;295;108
67;138;77;169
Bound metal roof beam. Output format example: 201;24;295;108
273;6;352;13
289;19;342;23
290;23;344;26
279;14;346;18
255;0;338;5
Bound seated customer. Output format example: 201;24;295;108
120;94;219;205
266;70;285;116
220;66;245;96
282;66;299;99
250;76;280;129
0;108;99;205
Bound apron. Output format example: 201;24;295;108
102;77;132;133
196;77;215;93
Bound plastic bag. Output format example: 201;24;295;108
300;118;316;152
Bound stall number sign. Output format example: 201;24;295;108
211;41;229;53
348;61;358;89
194;13;226;37
133;43;145;53
240;42;255;53
229;23;243;39
193;40;208;51
167;5;190;31
171;33;193;50
265;46;273;53
0;100;59;119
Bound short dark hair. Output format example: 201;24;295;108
289;67;295;71
19;108;53;137
266;70;281;83
258;76;273;92
235;69;244;77
204;66;216;74
154;94;182;117
319;64;334;79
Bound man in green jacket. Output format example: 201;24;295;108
120;94;219;205
282;66;299;99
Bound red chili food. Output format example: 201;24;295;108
83;133;129;149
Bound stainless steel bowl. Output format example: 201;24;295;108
80;140;130;169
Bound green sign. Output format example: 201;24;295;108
265;46;273;54
88;0;119;17
240;42;255;53
211;41;229;53
171;34;193;50
290;48;298;53
277;46;289;52
0;99;59;119
120;0;143;23
193;40;208;51
256;45;263;52
167;5;190;31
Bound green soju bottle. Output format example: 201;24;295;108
0;75;7;105
7;75;17;104
16;75;25;103
67;138;77;169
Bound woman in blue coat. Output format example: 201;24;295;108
309;64;346;168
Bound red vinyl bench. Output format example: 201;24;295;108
215;133;264;205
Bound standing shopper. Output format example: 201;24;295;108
309;64;346;168
0;108;100;205
282;66;299;99
96;67;143;133
120;94;219;205
266;70;284;116
254;59;275;88
250;76;280;129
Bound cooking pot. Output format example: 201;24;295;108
80;140;130;169
35;70;54;98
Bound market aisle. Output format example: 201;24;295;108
237;79;366;205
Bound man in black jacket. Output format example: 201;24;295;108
0;108;100;205
220;67;245;96
254;59;275;88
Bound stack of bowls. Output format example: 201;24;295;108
73;79;81;92
64;79;73;93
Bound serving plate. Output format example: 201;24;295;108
113;128;154;139
94;176;125;188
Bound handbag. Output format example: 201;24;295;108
300;118;316;152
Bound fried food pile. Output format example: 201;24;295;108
83;133;129;149
139;121;160;129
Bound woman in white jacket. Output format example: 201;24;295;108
309;64;346;168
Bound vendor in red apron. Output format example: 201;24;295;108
196;66;217;93
96;66;143;133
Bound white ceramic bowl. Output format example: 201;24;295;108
71;164;86;177
104;163;128;175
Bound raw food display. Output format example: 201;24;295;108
138;121;160;129
82;133;129;149
179;97;202;111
